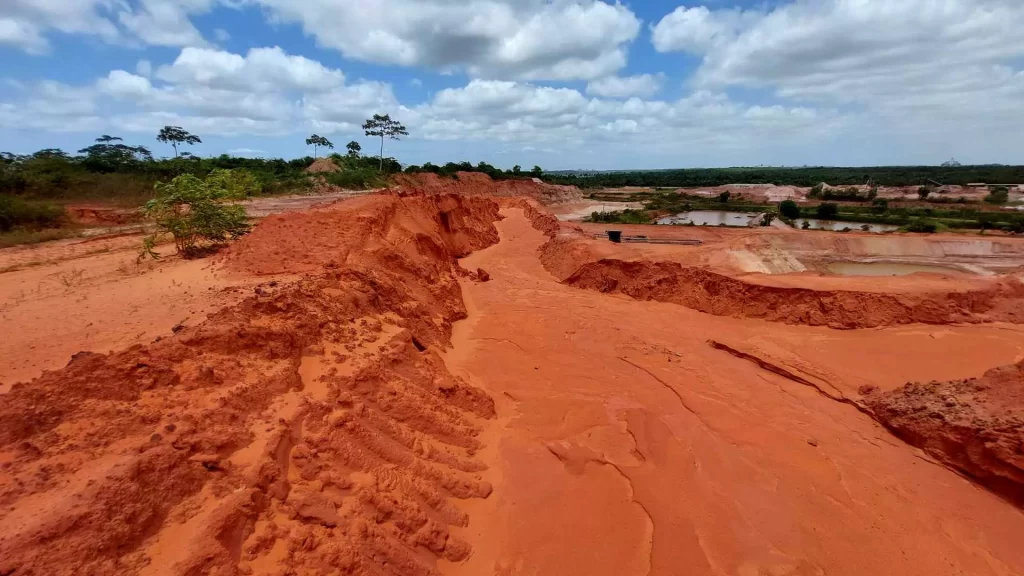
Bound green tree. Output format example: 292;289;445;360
816;203;839;219
718;191;731;203
779;200;801;219
141;170;252;259
205;168;261;198
512;165;522;176
346;141;362;158
79;135;152;173
157;126;201;158
530;165;543;178
362;114;409;172
305;134;334;159
985;187;1010;205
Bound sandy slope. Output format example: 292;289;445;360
442;207;1024;576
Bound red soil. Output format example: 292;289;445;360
560;257;1024;329
537;229;1024;329
0;194;501;576
392;172;582;205
865;361;1024;505
4;190;1024;576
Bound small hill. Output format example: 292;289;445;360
305;158;340;173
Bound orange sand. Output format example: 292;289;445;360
1;192;1023;576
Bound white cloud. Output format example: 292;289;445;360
248;0;640;81
117;0;213;47
0;0;219;52
651;6;759;54
213;28;230;43
405;79;834;151
228;147;266;157
136;59;153;78
0;0;120;53
651;0;1024;147
0;17;48;53
586;74;664;99
156;46;345;93
302;82;402;132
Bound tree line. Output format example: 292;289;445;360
544;166;1024;188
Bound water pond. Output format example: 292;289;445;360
658;211;761;227
826;262;967;276
792;219;899;233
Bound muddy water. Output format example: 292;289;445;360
657;210;760;227
794;218;900;233
826;261;967;276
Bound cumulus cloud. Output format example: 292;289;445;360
0;0;218;53
655;1;1024;100
651;6;760;54
586;74;664;99
0;0;120;53
156;46;346;92
0;17;48;53
246;0;640;81
117;0;214;47
650;0;1024;145
405;79;835;151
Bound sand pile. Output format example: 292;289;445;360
865;361;1024;504
392;172;582;205
0;194;502;576
305;158;340;173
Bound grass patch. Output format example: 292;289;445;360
0;227;80;248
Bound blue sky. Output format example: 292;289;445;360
2;0;1023;169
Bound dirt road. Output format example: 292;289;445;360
441;208;1024;576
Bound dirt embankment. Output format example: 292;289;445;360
538;230;1024;330
864;361;1024;505
393;172;582;205
0;194;501;576
559;258;1024;329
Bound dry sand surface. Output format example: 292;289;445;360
1;189;1024;576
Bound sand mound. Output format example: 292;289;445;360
392;172;582;205
226;194;501;276
0;194;502;576
305;158;340;173
864;361;1024;505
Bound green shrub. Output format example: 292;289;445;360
816;203;839;219
779;200;800;219
323;169;382;190
141;172;251;258
718;191;731;203
589;209;650;224
985;187;1009;204
0;194;65;232
205;168;261;198
905;219;939;233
